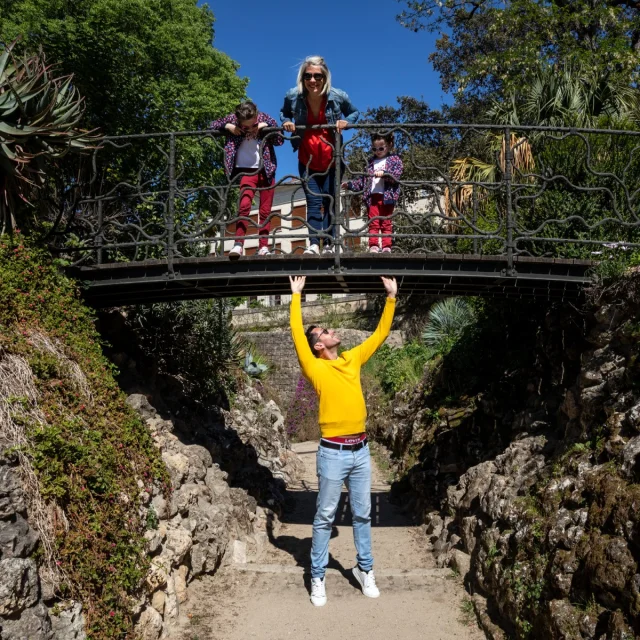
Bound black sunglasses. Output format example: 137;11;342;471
303;73;325;81
372;146;387;152
309;327;329;347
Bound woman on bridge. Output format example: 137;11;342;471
280;56;359;255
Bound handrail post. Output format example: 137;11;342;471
96;199;104;265
504;126;515;276
333;127;343;271
167;133;176;276
472;186;478;255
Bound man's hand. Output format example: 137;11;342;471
381;276;397;298
283;121;296;132
289;275;306;294
336;119;349;132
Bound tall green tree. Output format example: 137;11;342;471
1;1;247;254
397;0;640;109
0;0;247;134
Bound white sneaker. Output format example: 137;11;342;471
310;577;327;606
303;244;320;255
381;247;392;253
322;245;334;255
229;243;243;259
257;246;271;256
369;245;380;253
352;566;380;598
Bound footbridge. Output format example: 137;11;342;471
54;123;640;306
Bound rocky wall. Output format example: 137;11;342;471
376;277;640;639
127;383;302;639
0;380;300;640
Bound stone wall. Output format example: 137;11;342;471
232;295;375;330
373;276;640;639
241;328;405;407
0;380;300;640
0;455;86;640
128;383;301;639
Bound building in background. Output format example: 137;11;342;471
214;178;441;310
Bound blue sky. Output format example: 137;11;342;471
205;0;448;177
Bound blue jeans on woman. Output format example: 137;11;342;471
311;442;373;579
299;163;337;247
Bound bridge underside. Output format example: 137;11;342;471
70;254;594;306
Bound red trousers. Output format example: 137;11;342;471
234;169;275;248
368;194;394;249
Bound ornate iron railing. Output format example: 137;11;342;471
53;123;640;276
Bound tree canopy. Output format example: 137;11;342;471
0;0;247;134
397;0;640;109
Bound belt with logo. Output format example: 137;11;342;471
320;438;368;451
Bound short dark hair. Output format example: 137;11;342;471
235;101;258;122
305;325;321;357
371;132;394;148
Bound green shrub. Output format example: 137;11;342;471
126;299;243;407
0;233;169;639
365;341;436;396
422;297;476;353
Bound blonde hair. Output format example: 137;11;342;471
296;55;332;96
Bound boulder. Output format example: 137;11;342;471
0;558;39;616
1;602;52;640
50;601;86;640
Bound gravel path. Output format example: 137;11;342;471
181;441;484;640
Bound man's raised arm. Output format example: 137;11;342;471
354;277;397;365
289;276;317;374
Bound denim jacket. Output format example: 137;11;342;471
280;87;360;151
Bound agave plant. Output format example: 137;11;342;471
422;297;476;353
0;40;100;234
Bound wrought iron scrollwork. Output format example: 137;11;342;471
52;123;640;274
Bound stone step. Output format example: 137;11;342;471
234;563;449;578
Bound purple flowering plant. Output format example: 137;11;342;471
285;375;320;441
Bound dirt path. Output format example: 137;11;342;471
181;442;484;640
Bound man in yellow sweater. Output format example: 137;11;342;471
289;275;397;607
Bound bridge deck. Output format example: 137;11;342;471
71;253;594;306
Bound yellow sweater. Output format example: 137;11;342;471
290;293;396;438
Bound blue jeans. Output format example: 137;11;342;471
299;162;336;247
311;443;373;579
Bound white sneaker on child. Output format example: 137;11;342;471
303;244;320;255
381;247;392;253
369;246;380;253
257;246;271;256
229;243;243;259
310;577;327;606
322;245;334;255
352;566;380;598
